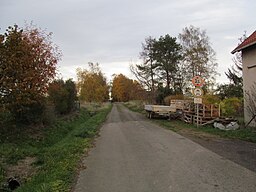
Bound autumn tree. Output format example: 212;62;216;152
112;74;130;102
112;74;145;102
48;79;77;114
77;62;109;103
178;25;218;88
0;24;61;123
131;80;146;100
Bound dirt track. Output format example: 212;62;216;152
74;103;256;192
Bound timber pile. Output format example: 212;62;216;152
169;99;237;126
169;100;192;119
182;102;221;125
170;99;192;112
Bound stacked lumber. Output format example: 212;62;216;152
182;102;220;125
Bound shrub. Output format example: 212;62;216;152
42;105;56;125
220;97;242;117
10;100;46;124
48;79;77;115
0;108;13;125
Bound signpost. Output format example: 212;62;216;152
192;87;204;97
192;76;204;87
194;97;202;104
192;76;204;127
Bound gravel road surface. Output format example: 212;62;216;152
74;103;256;192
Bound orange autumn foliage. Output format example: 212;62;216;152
112;74;145;102
0;24;61;122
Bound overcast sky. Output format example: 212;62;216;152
1;0;255;84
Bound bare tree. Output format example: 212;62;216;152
130;64;152;91
130;37;158;102
178;25;218;88
227;31;247;83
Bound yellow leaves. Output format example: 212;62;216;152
112;74;145;102
76;63;109;103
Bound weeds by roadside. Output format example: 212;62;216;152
154;119;256;143
123;100;145;114
0;103;112;191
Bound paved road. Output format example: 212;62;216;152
74;103;256;192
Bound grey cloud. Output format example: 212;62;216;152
1;0;255;82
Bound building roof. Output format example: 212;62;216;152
231;30;256;54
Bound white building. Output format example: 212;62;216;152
232;30;256;127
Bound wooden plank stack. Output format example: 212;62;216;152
182;102;220;125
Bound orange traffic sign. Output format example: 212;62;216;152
192;76;204;87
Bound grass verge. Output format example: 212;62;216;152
0;104;112;191
123;100;145;114
123;102;256;143
153;119;256;143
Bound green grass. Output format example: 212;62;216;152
153;119;256;143
0;104;112;191
123;100;145;114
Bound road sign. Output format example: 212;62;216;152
192;87;204;97
194;97;203;104
192;76;204;87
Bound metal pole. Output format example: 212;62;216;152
197;103;199;128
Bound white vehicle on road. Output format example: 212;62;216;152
144;100;189;119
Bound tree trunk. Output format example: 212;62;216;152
150;60;155;103
166;70;170;90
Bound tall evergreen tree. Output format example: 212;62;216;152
153;35;182;92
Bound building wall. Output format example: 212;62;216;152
242;45;256;127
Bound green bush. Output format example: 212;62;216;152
42;105;56;125
10;100;46;124
1;101;46;125
220;97;242;117
0;108;13;125
48;79;77;115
